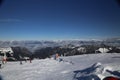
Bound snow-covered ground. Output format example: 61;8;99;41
0;53;120;80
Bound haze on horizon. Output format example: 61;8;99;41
0;0;120;40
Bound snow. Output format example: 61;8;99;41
0;47;13;53
0;53;120;80
98;48;109;53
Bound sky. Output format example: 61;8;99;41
0;0;120;40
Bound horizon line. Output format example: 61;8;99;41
0;37;120;41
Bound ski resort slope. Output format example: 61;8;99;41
0;53;120;80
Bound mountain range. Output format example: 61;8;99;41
0;38;120;52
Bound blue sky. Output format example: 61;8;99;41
0;0;120;40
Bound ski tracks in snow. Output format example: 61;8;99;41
1;59;73;80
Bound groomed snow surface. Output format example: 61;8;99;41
0;53;120;80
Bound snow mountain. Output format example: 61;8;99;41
0;38;120;52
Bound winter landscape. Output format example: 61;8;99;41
0;53;120;80
0;38;120;80
1;0;120;80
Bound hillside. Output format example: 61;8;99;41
0;53;120;80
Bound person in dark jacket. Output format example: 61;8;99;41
103;76;120;80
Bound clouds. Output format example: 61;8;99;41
0;19;23;22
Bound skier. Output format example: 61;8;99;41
29;55;32;63
19;55;23;65
56;53;59;59
20;60;22;65
29;58;32;63
2;53;7;64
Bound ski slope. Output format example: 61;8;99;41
0;53;120;80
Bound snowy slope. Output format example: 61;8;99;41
0;53;120;80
